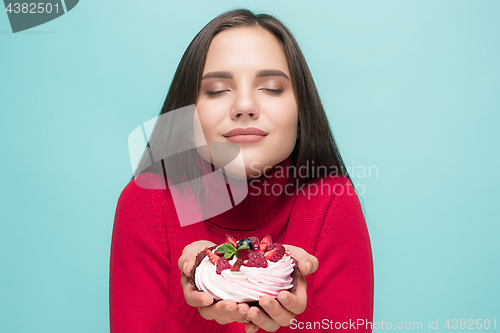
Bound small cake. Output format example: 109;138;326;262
190;235;299;304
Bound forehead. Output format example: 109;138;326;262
204;27;289;75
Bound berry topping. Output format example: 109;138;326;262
236;238;253;250
259;234;272;252
230;259;243;271
205;247;220;265
226;235;238;247
265;244;285;262
284;249;291;257
236;248;251;261
243;252;268;268
261;234;272;246
216;257;232;274
266;243;279;252
248;237;260;251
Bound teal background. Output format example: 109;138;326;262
1;0;499;332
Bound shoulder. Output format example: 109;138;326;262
115;173;171;225
118;172;168;201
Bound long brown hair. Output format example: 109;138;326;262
132;8;354;191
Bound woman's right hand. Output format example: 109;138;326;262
178;240;251;325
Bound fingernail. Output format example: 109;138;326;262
223;305;231;312
182;262;188;274
278;294;289;304
201;299;209;306
305;261;312;274
262;300;272;310
250;311;259;320
238;308;247;315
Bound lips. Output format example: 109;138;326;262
223;127;268;144
223;127;268;137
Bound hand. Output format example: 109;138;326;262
178;240;250;325
243;245;318;333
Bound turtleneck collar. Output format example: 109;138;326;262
196;155;294;231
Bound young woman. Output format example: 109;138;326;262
110;9;374;333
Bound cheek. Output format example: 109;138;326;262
195;104;220;139
268;99;298;133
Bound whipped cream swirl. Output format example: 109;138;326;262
195;246;295;302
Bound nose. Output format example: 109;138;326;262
230;89;259;120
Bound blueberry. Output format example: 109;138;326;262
237;238;253;250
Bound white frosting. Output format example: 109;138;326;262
195;246;295;302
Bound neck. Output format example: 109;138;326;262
197;155;293;230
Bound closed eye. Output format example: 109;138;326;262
206;90;230;96
261;88;284;94
206;89;284;96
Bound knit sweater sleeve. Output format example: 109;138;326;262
109;176;170;332
294;179;374;331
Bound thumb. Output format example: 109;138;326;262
178;253;196;277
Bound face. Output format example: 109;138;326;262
194;27;299;180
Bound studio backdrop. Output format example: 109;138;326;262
1;1;499;332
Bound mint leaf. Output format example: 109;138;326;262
217;243;236;260
237;244;250;250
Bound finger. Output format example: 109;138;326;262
298;254;318;276
225;300;249;324
259;296;295;327
218;300;248;324
199;299;241;325
245;306;280;332
277;273;307;315
178;253;196;277
198;299;227;321
283;245;319;276
181;274;213;307
235;303;250;323
181;240;216;255
244;322;260;333
199;299;231;321
178;240;216;276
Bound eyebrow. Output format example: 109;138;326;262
201;69;290;80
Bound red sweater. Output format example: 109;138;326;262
110;156;374;332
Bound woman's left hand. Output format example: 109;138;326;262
243;245;318;333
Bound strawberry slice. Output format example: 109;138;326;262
261;234;272;246
205;247;220;265
265;244;285;262
230;259;243;271
259;234;272;252
226;234;238;247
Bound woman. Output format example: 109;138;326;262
110;8;373;333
